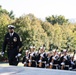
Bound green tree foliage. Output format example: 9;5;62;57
13;14;49;50
0;6;76;56
8;10;15;20
46;15;69;25
0;6;14;52
0;5;15;19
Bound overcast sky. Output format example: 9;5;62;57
0;0;76;19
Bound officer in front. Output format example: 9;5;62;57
1;25;22;66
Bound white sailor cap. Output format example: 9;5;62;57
30;46;33;49
58;52;61;55
52;49;56;52
46;52;50;54
70;54;73;57
25;50;29;53
33;46;35;48
8;25;15;29
63;49;67;52
40;46;43;50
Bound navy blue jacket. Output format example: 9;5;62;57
2;32;21;57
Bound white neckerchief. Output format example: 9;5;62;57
9;32;14;37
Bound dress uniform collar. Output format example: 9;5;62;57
9;32;14;37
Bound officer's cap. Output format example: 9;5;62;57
8;25;15;29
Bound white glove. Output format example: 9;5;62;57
50;62;53;65
26;56;29;59
29;60;31;62
46;64;49;67
24;62;26;64
44;61;46;64
15;53;21;58
71;61;75;65
61;62;65;66
0;52;4;57
18;53;21;57
38;60;42;62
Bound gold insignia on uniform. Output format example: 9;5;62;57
13;37;17;42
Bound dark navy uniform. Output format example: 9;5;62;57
47;55;53;68
2;25;22;66
38;53;47;68
22;55;29;66
29;52;37;67
61;55;71;70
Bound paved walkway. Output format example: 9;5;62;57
0;62;23;67
0;66;76;75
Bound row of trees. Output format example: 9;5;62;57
0;6;76;54
46;15;69;25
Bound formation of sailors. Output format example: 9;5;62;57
22;46;76;70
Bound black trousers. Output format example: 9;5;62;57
8;57;19;66
7;50;19;66
31;61;36;67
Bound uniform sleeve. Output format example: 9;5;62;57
2;35;7;52
22;56;26;63
17;35;23;53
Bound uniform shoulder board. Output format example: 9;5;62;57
20;37;22;41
